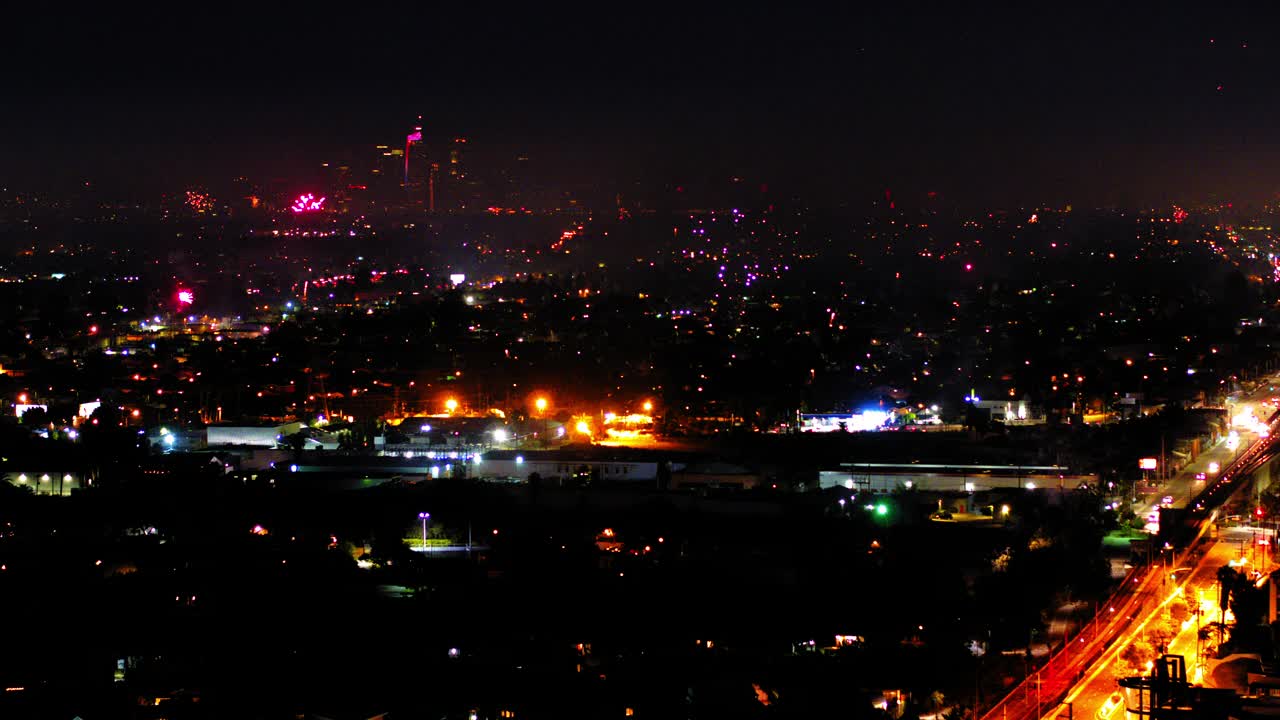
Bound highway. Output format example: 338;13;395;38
1044;525;1271;720
1142;382;1279;518
979;376;1280;720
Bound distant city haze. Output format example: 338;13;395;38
5;5;1280;207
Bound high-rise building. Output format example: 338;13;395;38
323;163;353;213
503;154;532;208
428;162;439;214
404;123;430;209
449;137;466;179
370;144;404;205
441;137;486;212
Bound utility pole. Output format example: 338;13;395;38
1161;435;1167;483
974;657;981;720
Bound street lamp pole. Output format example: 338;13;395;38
419;512;430;553
535;397;550;448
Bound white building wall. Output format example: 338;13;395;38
818;470;1080;492
476;459;659;481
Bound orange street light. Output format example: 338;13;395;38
642;400;653;413
445;398;459;413
535;397;548;413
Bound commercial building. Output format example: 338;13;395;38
1;470;86;496
206;422;305;448
475;449;666;483
819;463;1094;493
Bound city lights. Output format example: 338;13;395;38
12;13;1280;720
799;411;890;433
185;190;214;213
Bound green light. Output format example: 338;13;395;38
875;503;888;516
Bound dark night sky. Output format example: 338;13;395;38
5;3;1280;207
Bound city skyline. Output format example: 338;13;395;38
6;5;1280;206
9;5;1280;718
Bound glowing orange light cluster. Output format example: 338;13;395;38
185;190;214;213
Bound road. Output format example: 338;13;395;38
1143;379;1279;520
1044;526;1271;720
979;375;1280;720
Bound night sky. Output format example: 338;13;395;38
5;3;1280;207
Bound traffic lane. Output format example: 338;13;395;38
994;408;1276;720
1164;539;1242;684
1037;382;1280;718
1044;588;1173;719
982;566;1161;720
985;569;1160;720
1165;428;1257;511
1042;539;1234;720
1163;376;1278;511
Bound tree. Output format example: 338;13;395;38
18;407;49;427
88;404;122;427
964;405;991;433
282;432;307;455
1116;637;1157;678
1217;565;1238;613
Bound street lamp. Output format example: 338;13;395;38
445;398;458;414
643;400;653;413
535;397;549;447
418;512;430;552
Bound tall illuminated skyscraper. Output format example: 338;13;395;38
370;144;403;204
449;137;466;179
404;121;430;209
